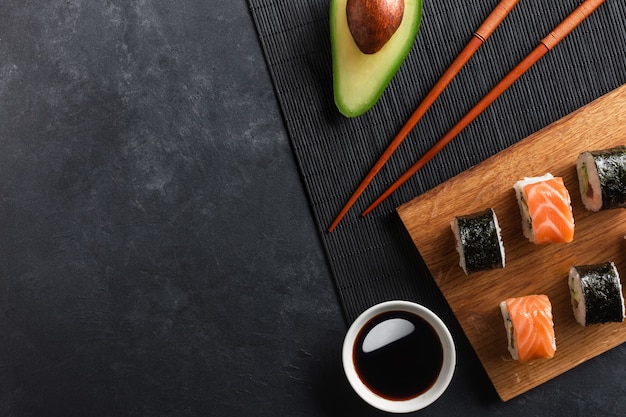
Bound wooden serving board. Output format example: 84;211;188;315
397;84;626;401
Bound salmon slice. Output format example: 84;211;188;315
500;294;556;363
518;175;575;244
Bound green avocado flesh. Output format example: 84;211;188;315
330;0;423;117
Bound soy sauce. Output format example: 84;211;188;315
353;310;443;401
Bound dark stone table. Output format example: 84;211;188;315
0;1;623;416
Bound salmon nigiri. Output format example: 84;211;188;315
514;173;575;244
500;294;556;363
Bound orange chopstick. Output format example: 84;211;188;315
361;0;606;217
327;0;520;232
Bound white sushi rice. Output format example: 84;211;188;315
513;173;556;242
493;212;506;268
451;217;468;274
568;267;587;326
499;301;517;361
576;152;603;211
617;279;626;321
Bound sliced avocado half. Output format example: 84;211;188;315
330;0;423;117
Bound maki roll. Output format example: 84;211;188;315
451;208;504;275
513;173;575;244
576;145;626;211
500;294;556;363
568;262;625;326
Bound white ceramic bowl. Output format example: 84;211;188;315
342;300;456;413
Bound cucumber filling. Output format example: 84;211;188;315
580;164;593;199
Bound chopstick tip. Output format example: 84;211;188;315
361;205;375;217
327;213;343;233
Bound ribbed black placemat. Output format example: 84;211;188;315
248;0;626;324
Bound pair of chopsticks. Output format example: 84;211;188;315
328;0;606;232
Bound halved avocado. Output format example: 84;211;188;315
330;0;423;117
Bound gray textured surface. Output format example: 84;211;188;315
0;1;347;416
0;1;625;416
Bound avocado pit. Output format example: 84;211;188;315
346;0;405;54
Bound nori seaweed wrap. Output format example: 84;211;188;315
568;262;625;326
451;208;505;275
576;145;626;211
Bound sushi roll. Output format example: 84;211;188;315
576;146;626;211
513;173;575;244
500;294;556;363
568;262;625;326
451;208;505;275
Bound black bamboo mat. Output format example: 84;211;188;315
247;0;626;324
